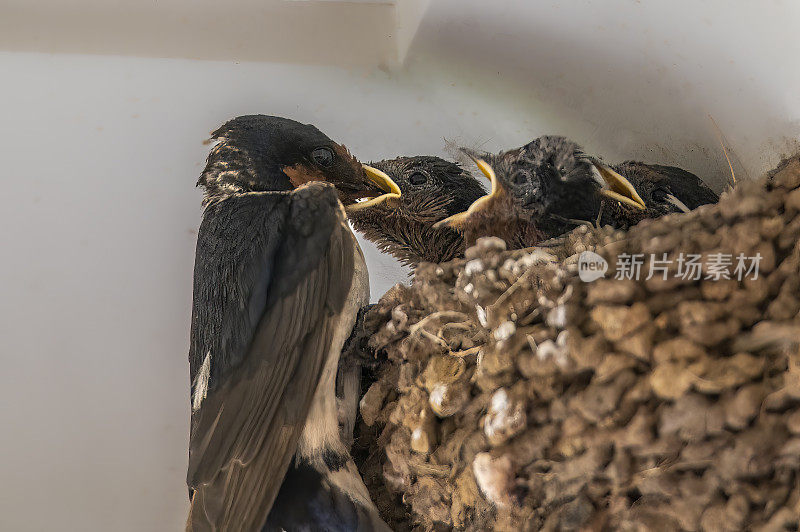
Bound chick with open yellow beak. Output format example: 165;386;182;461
435;137;678;249
348;155;487;267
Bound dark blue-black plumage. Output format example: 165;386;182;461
186;115;389;531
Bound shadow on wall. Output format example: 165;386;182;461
399;0;800;191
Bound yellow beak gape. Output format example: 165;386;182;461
433;156;500;230
593;162;647;210
347;165;402;212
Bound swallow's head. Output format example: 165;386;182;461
198;115;399;207
347;156;485;266
366;156;485;222
436;136;645;236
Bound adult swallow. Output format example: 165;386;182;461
436;136;716;247
186;115;397;531
348;155;486;267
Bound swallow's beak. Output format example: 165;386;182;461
592;161;646;210
346;165;402;213
434;156;499;230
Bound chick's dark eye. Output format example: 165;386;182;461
408;172;428;186
311;147;334;167
512;170;529;185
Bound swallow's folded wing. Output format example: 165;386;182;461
186;182;355;531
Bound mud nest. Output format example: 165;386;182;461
353;156;800;531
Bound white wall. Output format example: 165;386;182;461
412;0;800;190
0;1;798;531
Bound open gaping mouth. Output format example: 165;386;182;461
434;156;499;230
591;161;647;210
346;165;402;212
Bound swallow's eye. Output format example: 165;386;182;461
408;172;428;186
511;170;530;186
311;147;334;167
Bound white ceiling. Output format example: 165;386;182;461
0;0;430;66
